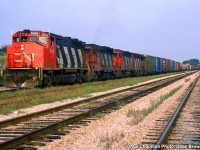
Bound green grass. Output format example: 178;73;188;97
0;72;179;114
0;52;6;65
127;85;183;126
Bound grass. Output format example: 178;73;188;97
95;113;105;119
0;51;6;65
185;78;191;82
100;131;126;150
0;72;179;114
0;55;5;65
116;100;126;106
127;85;183;126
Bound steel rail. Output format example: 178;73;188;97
0;73;190;128
0;74;193;149
153;75;200;150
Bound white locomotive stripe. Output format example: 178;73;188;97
78;49;82;66
64;46;71;68
71;48;78;68
57;45;63;68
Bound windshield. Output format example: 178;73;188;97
13;36;47;45
83;49;91;54
113;53;117;57
29;36;37;42
39;36;47;44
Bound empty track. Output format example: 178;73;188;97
142;74;200;149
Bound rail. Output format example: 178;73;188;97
153;75;200;150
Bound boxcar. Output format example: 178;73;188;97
145;55;156;74
162;58;168;72
180;64;190;70
175;62;180;71
169;60;175;72
155;57;163;73
167;59;171;71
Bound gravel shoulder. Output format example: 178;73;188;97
38;72;199;150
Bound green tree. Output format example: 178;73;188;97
183;59;200;65
0;44;8;52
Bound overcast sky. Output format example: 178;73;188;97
0;0;199;62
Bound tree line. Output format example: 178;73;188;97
183;59;200;65
0;45;8;52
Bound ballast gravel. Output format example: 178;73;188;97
36;72;199;150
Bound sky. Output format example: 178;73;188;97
0;0;200;62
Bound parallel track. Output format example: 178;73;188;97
141;74;200;149
0;72;195;149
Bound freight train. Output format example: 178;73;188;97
1;29;195;88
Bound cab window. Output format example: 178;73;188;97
21;36;27;42
29;36;37;42
39;36;47;44
113;52;117;57
13;37;20;42
92;50;97;55
84;49;91;54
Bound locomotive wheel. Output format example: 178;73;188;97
43;77;53;87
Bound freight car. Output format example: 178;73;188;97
155;57;163;73
3;29;181;88
180;63;199;71
145;55;156;74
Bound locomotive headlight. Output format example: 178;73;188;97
21;44;24;50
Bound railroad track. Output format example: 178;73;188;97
142;74;200;149
0;72;192;108
0;72;195;149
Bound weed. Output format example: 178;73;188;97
95;113;104;119
185;78;191;82
127;85;183;126
80;121;88;126
120;131;126;138
100;132;118;150
88;101;97;106
126;109;134;117
116;100;126;106
31;119;39;128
